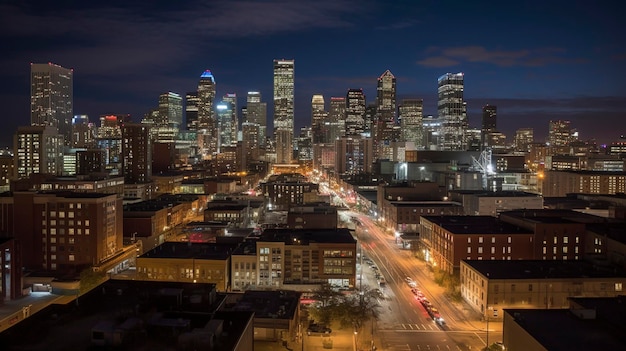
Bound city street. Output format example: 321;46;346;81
345;210;502;351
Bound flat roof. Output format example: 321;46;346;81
227;289;301;319
421;216;532;235
504;308;626;350
463;259;626;279
140;242;237;260
390;201;461;207
260;228;356;245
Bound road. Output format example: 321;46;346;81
346;210;501;351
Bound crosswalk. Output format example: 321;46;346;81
394;323;440;331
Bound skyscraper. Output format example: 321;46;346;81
399;99;424;147
328;97;346;141
245;91;267;148
122;123;151;184
158;92;183;129
346;89;366;136
71;115;94;148
438;72;467;151
549;120;573;147
515;128;534;152
311;94;326;143
273;59;295;164
185;92;199;130
197;70;217;157
216;101;235;151
30;63;73;145
374;70;396;159
223;93;238;145
481;104;497;149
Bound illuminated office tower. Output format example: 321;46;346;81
185;92;199;130
71;115;94;148
328;97;346;142
223;93;238;144
273;59;295;164
242;121;261;167
481;104;497;149
158;92;183;129
121;123;151;184
335;135;373;175
311;94;327;143
374;70;396;159
399;99;424;147
13;125;64;179
438;72;467;151
548;120;573;147
345;89;366;136
515;128;534;152
216;101;235;152
197;70;217;157
245;91;267;148
30;62;73;145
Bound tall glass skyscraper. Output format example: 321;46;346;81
245;91;267;148
158;92;183;129
399;99;424;147
197;70;217;157
223;93;238;145
30;63;73;145
273;59;295;164
481;104;497;149
374;70;396;159
438;72;467;151
216;101;235;151
185;92;199;130
346;89;366;136
311;94;326;143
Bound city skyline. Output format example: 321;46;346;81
0;1;625;147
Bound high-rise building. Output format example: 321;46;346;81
185;92;199;130
158;92;183;129
296;126;313;162
197;70;217;157
30;63;73;145
374;70;397;159
481;104;497;149
245;91;267;148
311;94;326;144
399;99;424;148
71;115;94;148
345;89;366;136
216;101;235;151
223;93;238;144
335;135;373;175
515;128;534;152
438;72;467;151
122;123;152;184
273;59;295;164
548;120;573;147
328;97;346;142
13;125;64;179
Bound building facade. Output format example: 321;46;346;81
273;59;295;164
30;62;73;145
438;73;467;151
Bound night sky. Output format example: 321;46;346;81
1;0;625;148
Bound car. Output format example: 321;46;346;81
307;323;332;335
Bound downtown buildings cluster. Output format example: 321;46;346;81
0;59;625;350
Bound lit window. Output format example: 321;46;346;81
616;283;623;292
69;254;75;262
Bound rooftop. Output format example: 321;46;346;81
140;242;237;260
259;228;356;245
504;307;626;350
0;280;253;351
463;259;626;279
421;216;532;235
222;289;300;319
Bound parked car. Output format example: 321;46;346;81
307;323;332;335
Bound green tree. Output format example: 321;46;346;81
79;268;106;293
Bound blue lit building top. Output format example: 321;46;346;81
200;70;215;82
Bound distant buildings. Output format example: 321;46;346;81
30;62;73;145
399;99;424;147
14;125;64;179
374;70;397;160
345;88;366;136
273;59;295;164
197;70;218;157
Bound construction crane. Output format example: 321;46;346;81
471;148;496;190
